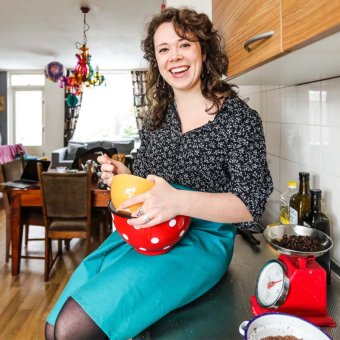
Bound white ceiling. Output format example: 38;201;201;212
0;0;163;71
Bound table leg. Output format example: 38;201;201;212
10;192;22;275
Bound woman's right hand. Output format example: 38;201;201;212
97;154;131;187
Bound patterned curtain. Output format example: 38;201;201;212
131;71;148;133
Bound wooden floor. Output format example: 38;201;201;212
0;198;103;339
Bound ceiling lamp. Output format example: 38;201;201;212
60;6;105;95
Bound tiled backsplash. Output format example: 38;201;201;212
238;77;340;266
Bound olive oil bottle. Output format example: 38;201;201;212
303;189;331;285
289;172;311;225
280;181;298;224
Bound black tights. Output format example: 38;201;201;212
45;297;107;340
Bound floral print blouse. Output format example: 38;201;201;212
133;96;273;222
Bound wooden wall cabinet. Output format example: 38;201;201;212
212;0;340;79
282;0;340;51
213;0;282;78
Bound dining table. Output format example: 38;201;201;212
3;183;111;276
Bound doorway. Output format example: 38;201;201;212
10;74;46;157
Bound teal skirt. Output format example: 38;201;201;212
47;186;236;339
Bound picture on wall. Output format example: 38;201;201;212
0;96;5;112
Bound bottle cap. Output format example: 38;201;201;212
299;172;310;181
311;189;322;199
288;181;297;188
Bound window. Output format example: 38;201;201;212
72;72;138;142
11;74;45;86
14;90;43;146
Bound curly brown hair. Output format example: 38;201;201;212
141;7;238;130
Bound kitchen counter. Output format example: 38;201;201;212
136;234;340;339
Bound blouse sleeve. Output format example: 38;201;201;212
226;107;273;222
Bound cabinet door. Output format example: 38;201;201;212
282;0;340;51
212;0;282;78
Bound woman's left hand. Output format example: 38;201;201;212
120;175;179;228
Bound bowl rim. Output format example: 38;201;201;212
244;312;331;339
108;200;135;219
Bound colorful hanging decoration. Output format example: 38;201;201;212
45;61;64;82
59;6;105;95
66;93;79;107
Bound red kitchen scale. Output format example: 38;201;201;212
251;224;336;327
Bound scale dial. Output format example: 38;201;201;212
255;259;290;308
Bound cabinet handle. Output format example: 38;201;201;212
244;31;274;52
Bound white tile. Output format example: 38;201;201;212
261;189;280;226
297;82;321;125
280;123;299;162
262;121;267;139
267;154;280;190
249;93;263;117
263;89;281;123
260;85;280;92
297;125;321;169
280;86;298;124
266;122;280;156
238;85;258;96
321;126;340;177
321;77;340;127
319;173;340;263
279;159;300;193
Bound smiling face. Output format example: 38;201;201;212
154;22;204;94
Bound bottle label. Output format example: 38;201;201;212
289;207;298;224
280;206;290;224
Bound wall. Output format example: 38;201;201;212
0;72;7;144
43;79;64;158
238;77;340;266
166;0;212;18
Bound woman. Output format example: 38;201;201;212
45;7;273;340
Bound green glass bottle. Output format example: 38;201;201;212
303;189;331;285
289;172;311;225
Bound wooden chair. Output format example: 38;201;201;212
0;157;45;263
37;164;93;281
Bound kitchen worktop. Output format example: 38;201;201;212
136;234;340;339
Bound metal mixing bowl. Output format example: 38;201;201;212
263;224;333;257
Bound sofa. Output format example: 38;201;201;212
51;139;135;169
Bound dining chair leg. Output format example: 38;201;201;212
5;214;10;263
58;240;62;256
24;224;29;247
44;237;51;282
64;239;70;251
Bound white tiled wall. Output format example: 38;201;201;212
238;78;340;266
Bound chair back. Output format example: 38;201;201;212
0;158;24;210
37;164;92;227
0;158;24;183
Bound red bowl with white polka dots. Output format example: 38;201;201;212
108;201;190;255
